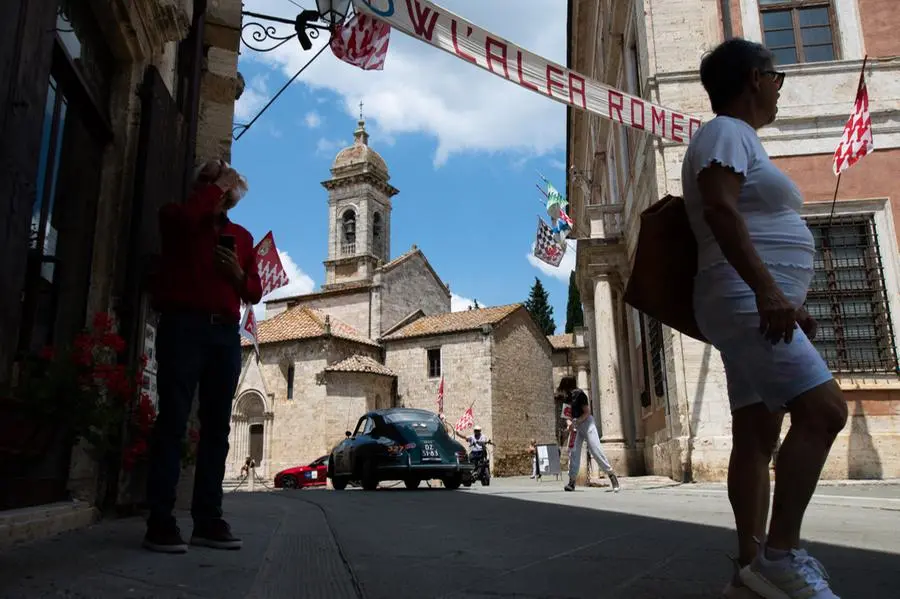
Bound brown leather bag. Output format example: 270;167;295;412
623;194;709;343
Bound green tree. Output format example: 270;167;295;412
564;271;584;333
525;277;555;336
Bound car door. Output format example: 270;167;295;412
347;416;374;474
314;456;328;484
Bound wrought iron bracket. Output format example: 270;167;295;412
241;10;335;53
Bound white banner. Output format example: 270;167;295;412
354;0;703;144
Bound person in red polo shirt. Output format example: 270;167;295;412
143;160;262;554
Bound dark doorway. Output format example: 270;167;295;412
249;424;264;465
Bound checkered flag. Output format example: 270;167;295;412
533;216;566;267
833;73;874;176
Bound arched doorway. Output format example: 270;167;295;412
229;391;272;478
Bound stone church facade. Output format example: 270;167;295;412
227;121;556;479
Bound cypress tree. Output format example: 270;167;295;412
564;271;584;333
525;277;556;336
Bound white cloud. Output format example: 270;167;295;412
316;137;349;156
235;74;269;121
527;239;576;282
239;0;566;166
549;158;566;171
253;250;316;321
450;293;476;312
305;111;323;128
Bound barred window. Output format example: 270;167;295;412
804;215;898;374
645;316;666;398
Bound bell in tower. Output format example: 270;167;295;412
321;116;398;289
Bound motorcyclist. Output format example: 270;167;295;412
466;425;493;465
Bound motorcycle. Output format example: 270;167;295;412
463;440;493;487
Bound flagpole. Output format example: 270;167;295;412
827;54;868;228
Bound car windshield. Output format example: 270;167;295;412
383;412;441;434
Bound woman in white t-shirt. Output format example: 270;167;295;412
683;39;848;599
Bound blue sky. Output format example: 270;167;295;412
230;0;576;333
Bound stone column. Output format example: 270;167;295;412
576;365;589;394
593;275;627;470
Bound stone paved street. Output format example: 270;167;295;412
2;477;899;599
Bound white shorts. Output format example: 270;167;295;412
693;264;834;413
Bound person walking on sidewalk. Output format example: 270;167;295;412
557;376;619;492
143;159;262;554
685;39;848;599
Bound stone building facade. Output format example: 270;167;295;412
233;128;557;479
0;0;244;542
383;305;557;476
566;0;900;481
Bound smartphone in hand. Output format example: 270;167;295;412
218;234;235;252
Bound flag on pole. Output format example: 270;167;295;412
240;306;260;359
330;12;391;71
552;209;573;244
436;376;444;414
833;73;874;176
533;217;566;267
543;182;568;222
454;406;474;433
255;231;289;297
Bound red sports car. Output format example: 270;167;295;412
273;455;329;489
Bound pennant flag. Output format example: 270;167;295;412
544;181;568;221
436;376;444;414
240;306;260;359
255;231;289;297
833;74;874;176
353;0;702;144
533;217;566;267
454;406;474;432
330;12;391;71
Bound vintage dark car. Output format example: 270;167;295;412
273;455;328;489
328;408;472;491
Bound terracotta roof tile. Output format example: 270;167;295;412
548;334;576;350
382;304;522;341
242;307;377;348
324;355;395;377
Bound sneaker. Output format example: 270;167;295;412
608;472;621;492
564;481;575;492
143;519;188;554
739;544;839;599
190;519;243;550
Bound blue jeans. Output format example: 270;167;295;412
146;312;241;524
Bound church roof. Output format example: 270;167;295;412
324;355;395;377
548;333;577;350
381;304;523;341
243;306;378;348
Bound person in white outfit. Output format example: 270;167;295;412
557;376;619;492
684;38;848;599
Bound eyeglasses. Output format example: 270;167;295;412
762;70;786;90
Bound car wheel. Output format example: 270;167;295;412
463;480;472;488
443;474;462;490
404;478;421;490
360;459;379;491
331;476;348;491
282;475;298;489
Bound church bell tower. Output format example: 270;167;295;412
321;116;398;289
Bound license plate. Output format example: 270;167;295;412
421;441;440;461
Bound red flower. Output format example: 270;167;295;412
39;346;55;361
188;428;200;443
100;333;126;354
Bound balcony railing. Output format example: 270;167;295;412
586;203;624;241
340;242;356;256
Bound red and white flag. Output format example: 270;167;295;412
255;231;289;297
330;13;391;71
240;306;260;358
436;376;444;414
454;406;474;433
241;231;289;357
833;75;874;176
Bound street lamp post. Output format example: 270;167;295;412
240;0;352;53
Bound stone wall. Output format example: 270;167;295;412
385;331;493;436
490;310;556;473
275;290;373;338
377;252;450;335
230;338;387;477
197;0;241;163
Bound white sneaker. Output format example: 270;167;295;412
723;556;761;598
739;545;839;599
